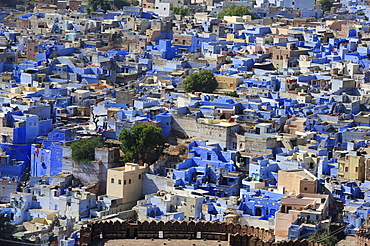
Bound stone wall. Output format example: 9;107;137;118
80;220;324;246
172;114;238;149
62;147;120;195
142;173;171;195
356;229;370;246
99;201;137;219
171;114;199;138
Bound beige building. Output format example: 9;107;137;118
337;153;365;182
278;169;317;195
284;116;306;135
269;42;310;68
215;75;243;91
106;163;147;204
26;41;40;60
279;91;311;103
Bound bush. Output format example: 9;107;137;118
172;7;189;16
307;231;338;246
86;0;111;15
0;214;15;242
318;0;333;12
182;69;218;93
70;136;104;163
218;4;252;19
114;0;130;9
224;91;239;97
119;124;167;165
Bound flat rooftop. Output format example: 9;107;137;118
281;169;316;181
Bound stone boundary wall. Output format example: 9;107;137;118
80;220;324;246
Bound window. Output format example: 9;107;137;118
129;179;132;184
111;178;114;183
118;179;122;184
232;142;237;149
304;187;307;191
124;180;126;185
356;167;359;172
139;174;142;180
345;167;349;172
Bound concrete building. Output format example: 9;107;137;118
106;163;147;204
275;193;330;241
278;169;318;195
337;152;366;182
135;188;205;221
269;43;310;69
215;75;243;91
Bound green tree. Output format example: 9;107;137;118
182;69;218;93
218;4;252;19
86;0;111;15
172;6;189;16
307;232;338;246
114;0;130;9
358;11;365;16
0;214;16;243
119;124;167;165
70;136;104;163
224;91;239;97
318;0;333;12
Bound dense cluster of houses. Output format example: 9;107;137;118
2;0;370;245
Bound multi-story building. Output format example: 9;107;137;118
106;163;147;204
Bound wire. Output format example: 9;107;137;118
0;238;39;245
314;225;347;245
292;224;346;242
329;225;347;237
